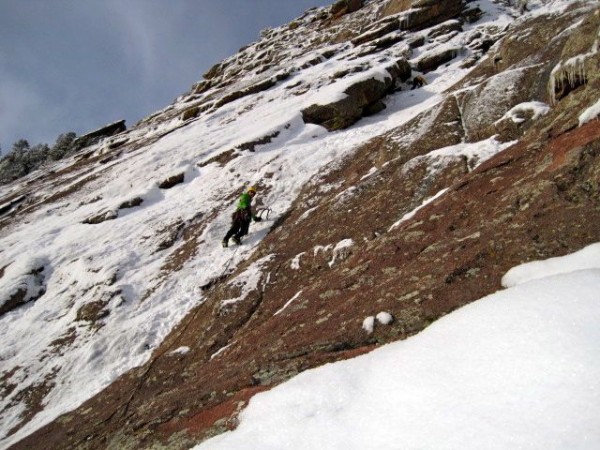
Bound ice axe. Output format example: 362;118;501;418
256;207;272;220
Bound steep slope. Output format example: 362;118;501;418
193;247;600;449
1;0;599;449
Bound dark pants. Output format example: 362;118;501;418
224;210;250;242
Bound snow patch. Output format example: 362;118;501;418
360;167;378;181
297;206;318;223
274;291;303;316
210;344;233;360
496;101;550;124
290;253;305;270
376;312;394;325
502;242;600;288
401;137;513;183
579;99;600;127
169;346;190;356
389;188;448;231
328;239;354;268
221;255;275;307
362;316;375;334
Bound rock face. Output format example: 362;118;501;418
301;60;410;130
331;0;364;18
73;120;126;149
380;0;465;31
2;1;600;449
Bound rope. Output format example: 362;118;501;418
221;245;239;276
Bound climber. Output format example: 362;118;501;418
222;186;262;247
410;74;428;90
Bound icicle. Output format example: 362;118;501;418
399;9;418;31
549;57;589;105
548;21;599;104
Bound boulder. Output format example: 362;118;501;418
181;106;201;121
385;58;412;83
118;197;143;209
456;67;536;142
0;266;46;317
302;76;393;130
414;46;461;73
159;173;185;189
302;60;410;131
82;209;118;225
427;19;463;39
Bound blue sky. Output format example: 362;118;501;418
0;0;329;152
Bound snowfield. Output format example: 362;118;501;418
196;244;600;450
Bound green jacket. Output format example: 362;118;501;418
235;192;260;221
236;192;253;211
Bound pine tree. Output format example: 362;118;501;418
49;132;77;160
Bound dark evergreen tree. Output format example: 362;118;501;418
49;132;77;160
0;131;79;184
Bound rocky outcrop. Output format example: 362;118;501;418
351;19;400;46
454;3;594;142
0;195;27;218
236;131;281;152
180;106;201;121
427;19;463;39
76;300;110;323
213;78;277;109
73;120;126;149
118;197;143;209
381;0;465;32
302;60;411;130
549;6;598;104
158;173;185;189
82;209;118;225
302;78;388;130
414;45;461;73
0;265;46;317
